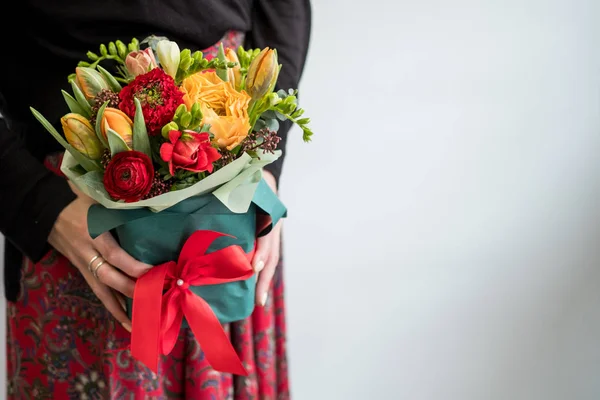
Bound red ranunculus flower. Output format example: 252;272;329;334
118;68;184;135
160;130;221;175
103;150;154;202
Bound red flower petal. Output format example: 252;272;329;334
168;130;182;144
118;68;184;135
172;152;195;167
160;143;174;163
103;150;154;202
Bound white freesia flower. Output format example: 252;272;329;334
156;40;180;79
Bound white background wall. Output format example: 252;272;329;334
280;0;600;399
2;1;600;399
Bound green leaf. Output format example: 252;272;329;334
265;118;279;132
260;110;278;120
94;101;110;148
96;65;122;92
216;42;229;82
61;90;90;118
70;80;94;113
199;123;212;133
253;119;266;132
30;107;101;172
274;111;287;121
302;126;313;142
106;127;130;156
180;112;192;128
132;97;152;158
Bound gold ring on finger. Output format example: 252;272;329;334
87;254;101;273
92;260;106;279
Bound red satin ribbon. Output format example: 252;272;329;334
131;230;254;376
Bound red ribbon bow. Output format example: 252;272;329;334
131;230;254;376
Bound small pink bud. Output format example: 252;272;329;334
125;48;158;77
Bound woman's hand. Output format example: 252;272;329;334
48;182;151;332
252;171;283;306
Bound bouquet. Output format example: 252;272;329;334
30;36;313;375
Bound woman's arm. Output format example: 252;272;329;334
0;112;77;262
1;100;148;330
245;0;312;185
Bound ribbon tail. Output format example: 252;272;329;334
182;291;248;376
131;263;170;373
160;291;184;356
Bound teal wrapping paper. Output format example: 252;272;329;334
87;178;287;323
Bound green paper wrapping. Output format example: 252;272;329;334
87;179;287;323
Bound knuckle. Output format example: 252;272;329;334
102;248;118;264
96;265;109;282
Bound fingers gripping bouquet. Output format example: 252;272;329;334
30;37;313;375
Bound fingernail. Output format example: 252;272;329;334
254;260;265;273
260;292;268;307
122;322;132;332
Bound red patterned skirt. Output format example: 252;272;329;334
6;32;290;400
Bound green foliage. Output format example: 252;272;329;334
236;46;262;71
216;43;229;82
106;127;130;156
94;101;110;148
235;46;262;90
170;173;200;191
70;80;94;113
75;38;140;73
259;89;313;142
171;103;203;131
61;90;90;118
132;98;152;158
175;49;237;84
96;65;122;92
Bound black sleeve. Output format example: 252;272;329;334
245;0;312;184
0;114;77;263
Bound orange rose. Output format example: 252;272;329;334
180;71;228;112
202;106;250;150
180;71;251;150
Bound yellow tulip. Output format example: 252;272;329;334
246;48;279;100
224;48;242;90
101;107;133;147
75;67;110;100
61;113;104;159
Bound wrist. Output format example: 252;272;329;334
262;170;278;193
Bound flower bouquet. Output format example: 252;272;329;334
30;36;313;375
